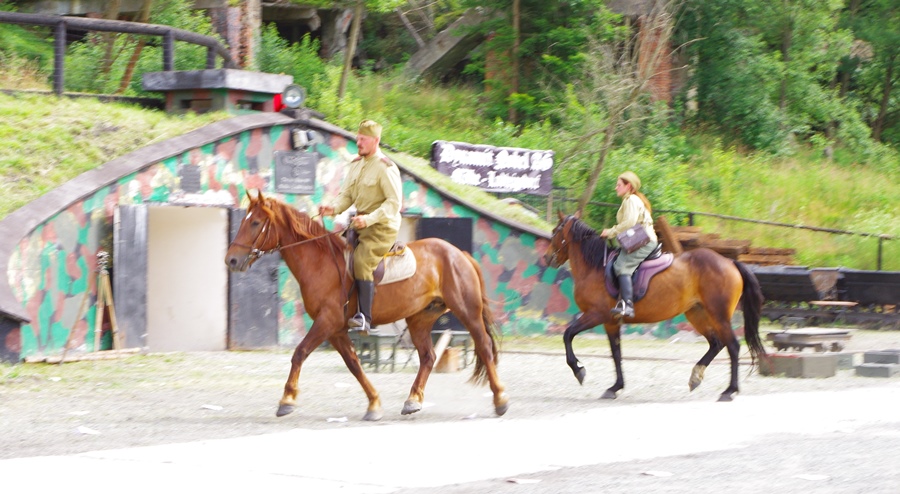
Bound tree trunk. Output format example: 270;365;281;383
508;0;520;123
116;0;153;95
101;0;122;76
339;1;364;100
779;20;792;111
396;7;424;48
872;53;896;142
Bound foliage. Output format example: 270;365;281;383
306;61;367;131
257;24;326;92
64;0;222;95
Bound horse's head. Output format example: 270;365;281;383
544;210;578;268
225;190;280;272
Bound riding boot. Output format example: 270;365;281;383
611;275;635;318
349;280;375;333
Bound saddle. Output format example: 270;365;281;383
345;228;417;285
604;243;674;302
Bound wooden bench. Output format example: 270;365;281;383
766;328;852;352
349;325;409;373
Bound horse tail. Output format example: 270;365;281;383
463;251;500;386
734;260;767;367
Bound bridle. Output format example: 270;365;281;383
230;209;347;261
545;216;571;267
229;212;278;261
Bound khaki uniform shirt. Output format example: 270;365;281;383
607;193;658;243
332;152;402;231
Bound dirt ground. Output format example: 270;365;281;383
2;327;899;460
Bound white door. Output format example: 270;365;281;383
146;206;228;351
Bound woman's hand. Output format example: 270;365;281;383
600;229;610;238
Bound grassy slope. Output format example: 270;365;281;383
0;92;230;217
2;88;897;270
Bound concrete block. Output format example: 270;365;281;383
855;363;900;378
863;350;900;365
760;353;837;378
834;352;857;370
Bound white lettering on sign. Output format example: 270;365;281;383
431;140;554;196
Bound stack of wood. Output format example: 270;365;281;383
655;216;796;266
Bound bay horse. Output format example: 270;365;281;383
225;191;508;420
543;212;766;402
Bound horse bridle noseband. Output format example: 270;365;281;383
546;216;571;266
230;213;278;261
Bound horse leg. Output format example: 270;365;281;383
329;331;384;420
277;327;328;417
601;322;624;399
400;313;440;415
684;307;724;392
454;308;509;417
276;323;382;421
562;312;602;386
718;336;741;402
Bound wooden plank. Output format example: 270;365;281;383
654;215;682;255
738;253;796;265
747;247;797;255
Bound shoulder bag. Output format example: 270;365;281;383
616;224;651;254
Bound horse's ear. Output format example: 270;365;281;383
574;209;582;219
257;189;265;202
557;209;565;222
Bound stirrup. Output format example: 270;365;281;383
348;312;373;333
610;300;634;318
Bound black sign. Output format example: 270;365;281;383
178;163;202;193
274;150;318;195
431;140;554;196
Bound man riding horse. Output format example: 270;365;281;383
318;120;402;334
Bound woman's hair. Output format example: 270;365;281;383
633;191;652;215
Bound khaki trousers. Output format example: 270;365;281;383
353;223;398;280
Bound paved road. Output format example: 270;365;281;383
3;382;898;493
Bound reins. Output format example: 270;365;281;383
234;207;354;316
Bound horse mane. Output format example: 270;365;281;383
262;197;348;253
568;217;607;271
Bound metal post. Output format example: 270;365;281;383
877;236;883;271
163;30;175;71
688;212;695;226
54;21;66;95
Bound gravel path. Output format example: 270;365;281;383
2;328;898;460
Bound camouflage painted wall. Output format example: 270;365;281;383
5;121;584;360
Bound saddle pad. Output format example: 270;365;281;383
379;247;416;285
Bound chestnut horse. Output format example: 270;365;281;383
543;212;766;401
225;191;508;420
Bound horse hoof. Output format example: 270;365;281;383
600;389;617;400
689;380;701;392
363;409;383;421
401;399;422;415
495;400;510;417
717;394;734;402
574;367;586;385
276;404;295;417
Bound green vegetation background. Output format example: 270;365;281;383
1;0;898;271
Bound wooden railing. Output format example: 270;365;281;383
0;11;236;95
